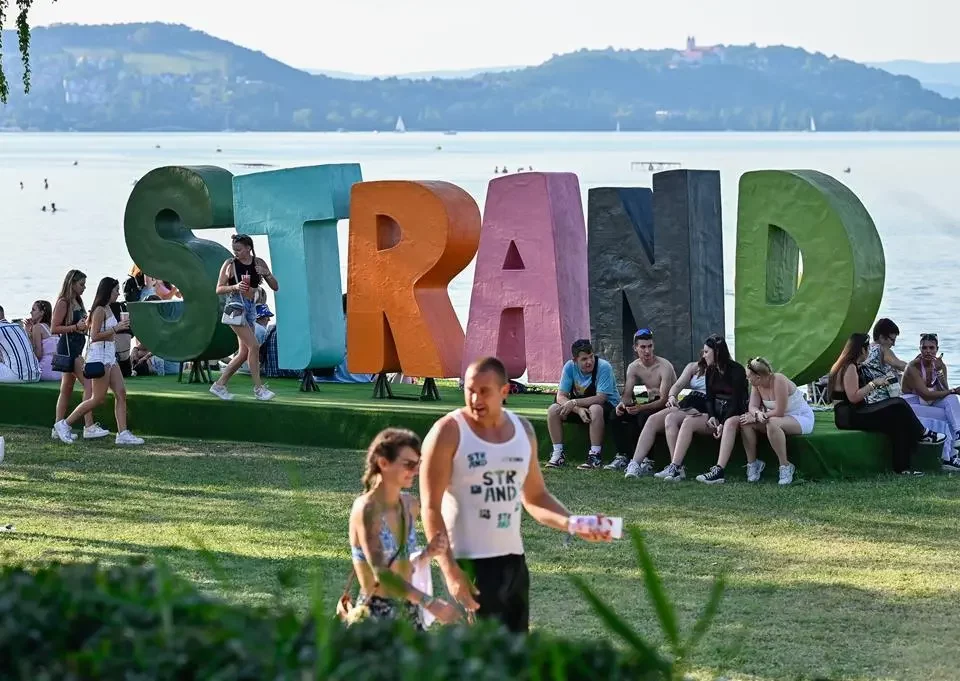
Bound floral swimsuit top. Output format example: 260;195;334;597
351;506;420;563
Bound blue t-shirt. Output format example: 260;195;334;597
559;358;619;407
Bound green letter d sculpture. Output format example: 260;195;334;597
734;170;885;386
123;166;239;361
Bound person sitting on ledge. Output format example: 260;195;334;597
623;352;709;478
0;305;41;383
861;318;907;404
901;333;960;472
604;328;676;472
830;332;944;476
655;334;747;482
696;356;812;486
545;339;620;470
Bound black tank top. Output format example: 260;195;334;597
228;258;262;288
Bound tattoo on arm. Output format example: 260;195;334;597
360;503;387;570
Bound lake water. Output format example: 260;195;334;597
2;131;959;362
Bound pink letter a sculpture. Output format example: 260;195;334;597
463;172;590;382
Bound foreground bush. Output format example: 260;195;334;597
0;560;663;681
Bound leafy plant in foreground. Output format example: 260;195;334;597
571;525;727;681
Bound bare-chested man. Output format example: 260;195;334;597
604;328;677;471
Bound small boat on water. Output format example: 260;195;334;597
395;116;406;133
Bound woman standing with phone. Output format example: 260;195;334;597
50;270;107;440
53;278;145;446
209;234;278;401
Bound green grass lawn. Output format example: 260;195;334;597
1;426;958;681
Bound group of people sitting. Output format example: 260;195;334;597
544;322;960;485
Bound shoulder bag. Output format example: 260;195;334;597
221;262;245;326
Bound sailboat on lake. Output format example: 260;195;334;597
395;116;406;133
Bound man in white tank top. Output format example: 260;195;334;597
420;356;612;633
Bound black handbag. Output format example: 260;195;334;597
52;335;74;373
83;362;105;379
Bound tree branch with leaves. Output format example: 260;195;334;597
0;0;56;104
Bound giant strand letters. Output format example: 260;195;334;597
233;164;362;370
346;181;481;377
588;170;724;379
462;173;590;381
734;170;885;385
123;166;238;361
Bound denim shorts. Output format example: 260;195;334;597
241;297;257;330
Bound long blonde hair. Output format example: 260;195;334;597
361;428;422;491
56;269;86;313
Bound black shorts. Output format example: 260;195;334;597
560;401;615;424
457;553;530;634
678;391;708;413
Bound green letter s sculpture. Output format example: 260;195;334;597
734;170;885;385
123;166;239;361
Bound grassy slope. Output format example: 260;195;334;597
0;427;958;680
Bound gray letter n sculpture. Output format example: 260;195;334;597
587;170;725;380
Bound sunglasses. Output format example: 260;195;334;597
920;333;938;342
400;459;421;471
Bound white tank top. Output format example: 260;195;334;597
86;309;117;366
441;409;530;560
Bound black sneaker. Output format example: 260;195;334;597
695;465;726;484
546;451;566;468
577;453;603;470
942;456;960;472
920;430;946;445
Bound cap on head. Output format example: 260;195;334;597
633;327;653;342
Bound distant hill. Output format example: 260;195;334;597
305;66;527;80
870;60;960;99
2;23;959;131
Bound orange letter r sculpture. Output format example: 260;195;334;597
347;181;480;377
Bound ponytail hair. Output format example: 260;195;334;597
361;428;422;491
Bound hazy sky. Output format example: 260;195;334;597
28;0;959;73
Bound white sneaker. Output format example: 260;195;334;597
746;459;766;482
51;427;78;441
658;463;686;482
54;420;74;445
778;463;796;486
254;385;276;401
624;458;655;479
604;454;630;471
83;423;110;439
209;383;234;401
545;450;566;468
115;430;144;446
